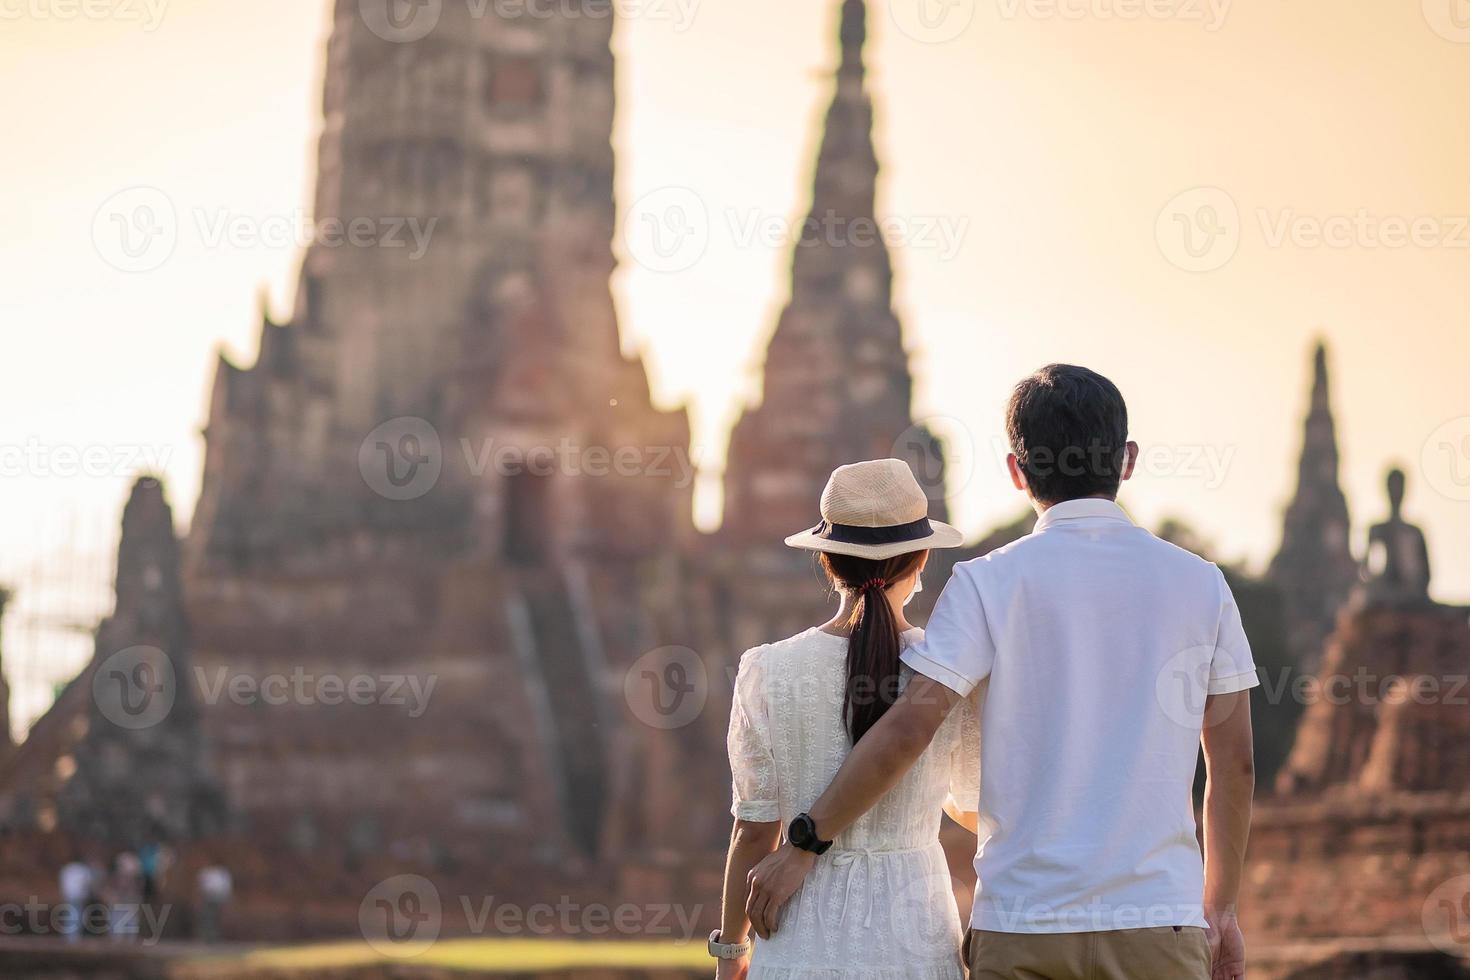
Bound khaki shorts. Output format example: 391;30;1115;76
964;925;1211;980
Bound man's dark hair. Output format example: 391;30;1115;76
1006;364;1130;505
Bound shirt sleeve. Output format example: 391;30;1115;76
901;563;996;697
1208;568;1260;695
727;649;780;822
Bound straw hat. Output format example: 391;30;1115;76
784;458;965;560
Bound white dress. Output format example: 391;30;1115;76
728;626;981;980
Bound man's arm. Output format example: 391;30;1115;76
1201;689;1255;980
745;676;961;938
716;819;780;979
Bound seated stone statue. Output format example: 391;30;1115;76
1362;468;1431;604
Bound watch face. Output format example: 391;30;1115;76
789;815;814;848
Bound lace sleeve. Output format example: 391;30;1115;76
947;683;983;814
727;649;780;823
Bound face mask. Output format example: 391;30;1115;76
904;572;923;607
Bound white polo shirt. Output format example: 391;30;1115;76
902;498;1259;934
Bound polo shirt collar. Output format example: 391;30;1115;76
1033;498;1135;532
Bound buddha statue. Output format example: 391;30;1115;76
1362;468;1432;605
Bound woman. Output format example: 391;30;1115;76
714;458;980;979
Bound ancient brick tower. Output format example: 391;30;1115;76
0;478;220;844
722;0;948;644
172;0;699;880
189;0;682;570
1267;343;1358;672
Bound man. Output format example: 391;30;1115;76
747;364;1258;980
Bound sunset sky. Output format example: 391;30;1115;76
3;0;1469;727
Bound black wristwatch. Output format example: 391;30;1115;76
787;813;833;855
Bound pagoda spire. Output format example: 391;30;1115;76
722;0;945;551
1268;341;1358;670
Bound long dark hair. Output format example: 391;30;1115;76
820;549;928;744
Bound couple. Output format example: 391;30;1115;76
711;365;1258;980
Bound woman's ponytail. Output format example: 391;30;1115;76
821;550;927;744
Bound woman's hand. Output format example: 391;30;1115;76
715;955;750;980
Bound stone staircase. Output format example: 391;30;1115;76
507;566;609;858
